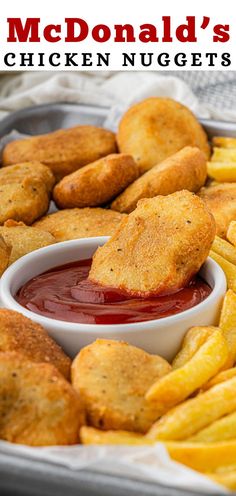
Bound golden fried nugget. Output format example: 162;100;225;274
72;339;171;433
0;162;55;193
117;97;210;174
33;208;126;242
89;191;215;296
0;352;83;446
0;235;10;276
53;154;139;209
198;182;236;238
111;147;207;213
0;220;55;265
0;178;49;225
0;309;71;379
2;126;117;180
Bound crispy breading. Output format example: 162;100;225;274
0;351;84;446
53;154;139;209
2;126;117;180
0;220;55;265
111;146;207;213
117;97;210;174
0;178;49;225
198;182;236;238
0;235;10;276
0;309;71;379
89;191;215;296
33;208;126;242
72;339;171;433
0;161;55;193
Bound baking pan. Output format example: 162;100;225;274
0;103;234;496
0;102;109;137
0;102;236;138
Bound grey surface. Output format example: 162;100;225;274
1;102;236;140
0;102;109;137
0;103;234;496
0;451;222;496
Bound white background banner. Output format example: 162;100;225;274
0;0;235;70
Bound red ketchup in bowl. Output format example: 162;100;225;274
16;258;212;325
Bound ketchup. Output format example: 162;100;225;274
16;258;212;325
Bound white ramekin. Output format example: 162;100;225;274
0;237;227;361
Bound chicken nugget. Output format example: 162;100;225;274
117;97;210;174
89;191;215;296
0;235;10;276
0;309;71;379
0;161;55;193
33;208;126;242
0;352;84;446
0;178;49;225
2;126;117;181
198;183;236;238
72;339;171;433
111;146;207;213
0;220;55;265
53;154;139;209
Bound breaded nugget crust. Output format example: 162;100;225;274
117;97;210;174
0;220;55;265
111;146;207;213
198;183;236;239
33;208;126;242
0;235;10;276
0;178;49;225
89;191;216;296
53;154;139;208
0;161;55;193
72;339;171;433
0;352;84;446
2;126;117;180
0;309;71;379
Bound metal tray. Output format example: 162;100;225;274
1;101;236;138
0;103;235;496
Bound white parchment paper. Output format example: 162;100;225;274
0;440;229;494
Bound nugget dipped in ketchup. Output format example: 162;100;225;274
89;190;216;297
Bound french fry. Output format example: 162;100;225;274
201;367;236;392
172;326;218;369
211;148;236;162
166;441;236;472
212;236;236;265
219;289;236;368
208;471;236;491
146;328;228;412
207;161;236;182
187;410;236;443
80;426;150;445
147;376;236;441
81;428;236;478
227;221;236;247
210;251;236;292
213;136;236;149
